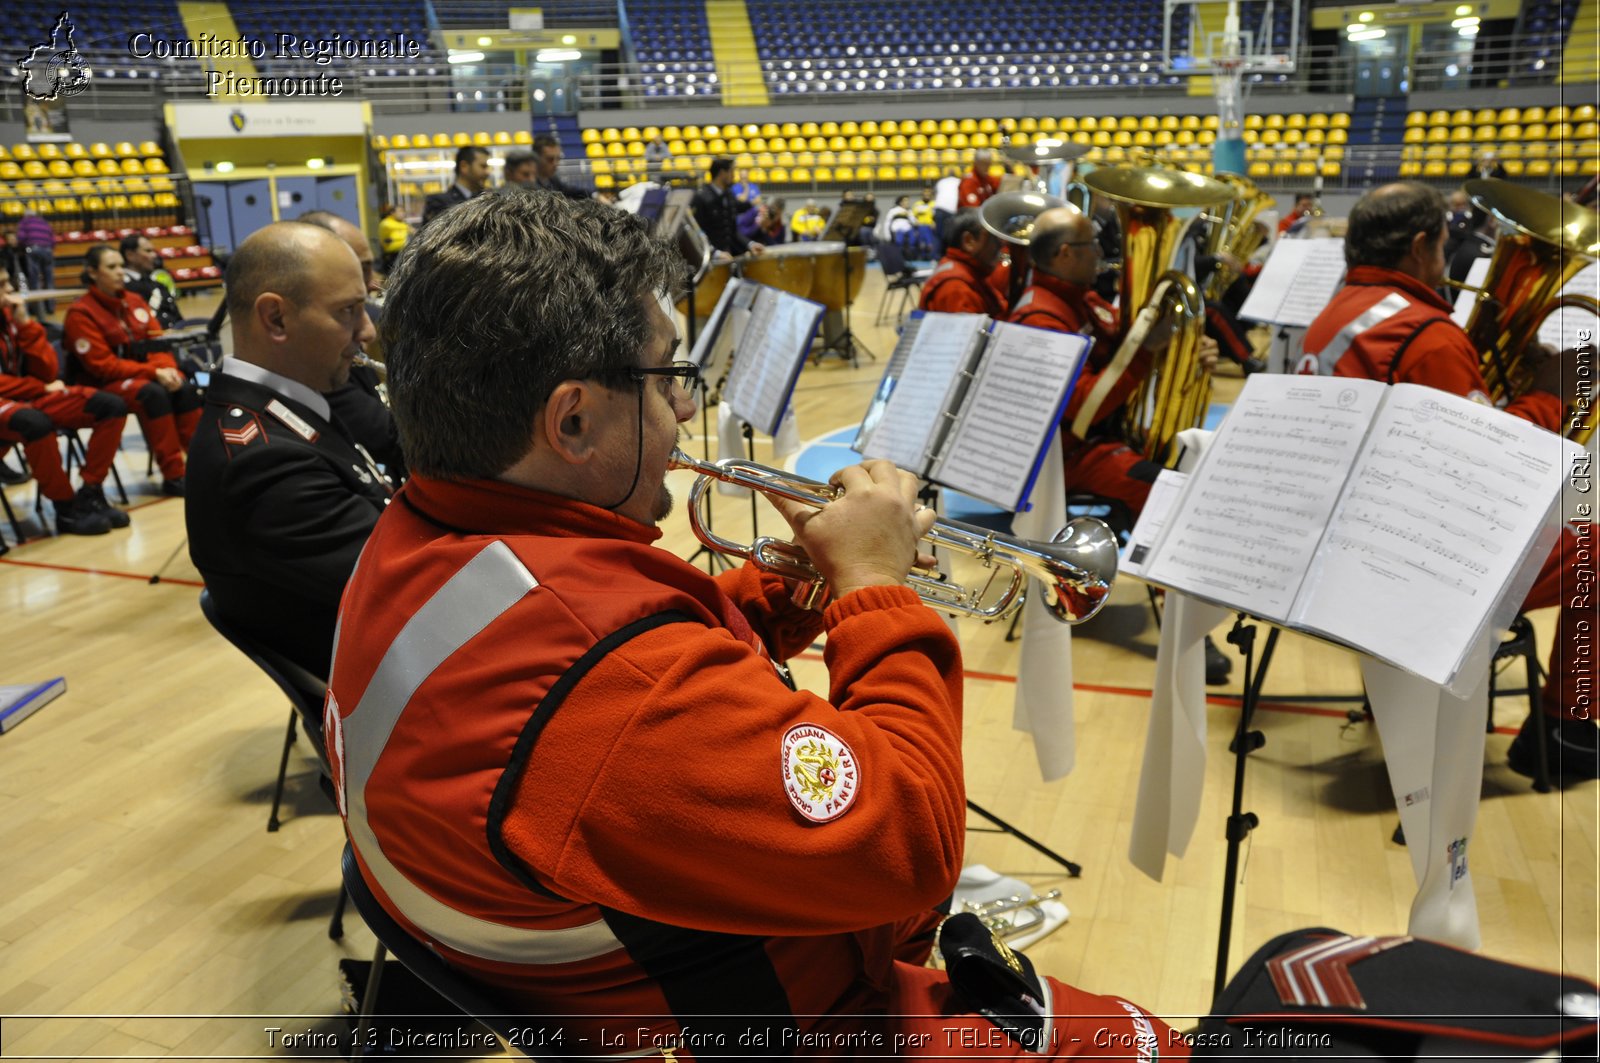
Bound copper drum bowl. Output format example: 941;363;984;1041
675;260;732;319
737;242;823;299
807;242;866;312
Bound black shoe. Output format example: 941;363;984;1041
1204;635;1233;686
1241;356;1268;375
1508;714;1600;787
76;484;130;529
160;477;185;498
54;496;113;536
0;457;28;486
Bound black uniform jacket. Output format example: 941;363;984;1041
186;372;391;680
421;184;471;227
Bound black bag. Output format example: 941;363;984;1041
938;912;1049;1052
1195;927;1598;1059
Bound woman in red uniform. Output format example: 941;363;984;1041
63;245;198;494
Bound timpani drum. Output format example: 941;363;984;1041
676;261;732;319
736;243;822;299
808;242;868;312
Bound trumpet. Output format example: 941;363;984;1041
668;449;1119;624
961;889;1064;939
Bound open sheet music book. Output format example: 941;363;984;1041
854;311;1090;512
690;279;825;437
1238;237;1347;327
1134;374;1576;687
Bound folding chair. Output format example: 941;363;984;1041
340;844;528;1059
197;589;331;831
873;239;930;326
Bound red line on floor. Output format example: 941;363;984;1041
796;652;1522;730
0;556;203;588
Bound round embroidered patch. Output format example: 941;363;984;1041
75;338;91;354
134;308;149;323
781;723;858;822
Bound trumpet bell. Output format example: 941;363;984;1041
979;189;1071;246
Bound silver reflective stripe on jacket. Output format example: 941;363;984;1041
342;540;625;964
1307;292;1411;374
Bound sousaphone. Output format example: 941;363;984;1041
1080;165;1238;464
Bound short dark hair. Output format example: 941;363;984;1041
504;150;536;174
381;193;686;480
223;221;323;322
1345;182;1447;270
944;209;988;247
454;146;488;174
532;134;559;153
708;157;734;181
81;243;118;284
118;233;149;256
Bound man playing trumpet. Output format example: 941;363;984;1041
325;193;1187;1057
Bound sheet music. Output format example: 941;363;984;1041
933;322;1090;511
859;313;986;472
853;314;926;451
1145;375;1388;620
1120;470;1189;579
722;286;825;437
1297;383;1576;686
1449;257;1492;329
1537;263;1600;352
1238;237;1347;327
688;278;745;373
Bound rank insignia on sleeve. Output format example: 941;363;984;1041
781;723;858;822
220;420;260;447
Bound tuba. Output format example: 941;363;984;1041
1201;173;1273;304
1000;137;1093;212
1461;179;1600;444
979;188;1071;311
1082;165;1238;464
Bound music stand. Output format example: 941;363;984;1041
816;201;877;365
670;206;732;575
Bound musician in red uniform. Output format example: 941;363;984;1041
1303;181;1594;784
1010;207;1218;514
63;245;199;495
326;192;1188;1057
958;148;1001;209
918;212;1008;317
0;273;130;535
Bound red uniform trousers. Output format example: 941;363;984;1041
1064;439;1155;515
1522;525;1594;723
101;376;198;481
0;387;126;502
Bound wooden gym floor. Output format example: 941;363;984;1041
0;271;1594;1059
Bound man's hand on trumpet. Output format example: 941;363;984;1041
764;460;939;600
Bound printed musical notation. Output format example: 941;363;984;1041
1139;375;1571;687
723;286;824;436
936;321;1089;510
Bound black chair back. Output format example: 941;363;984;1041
876;237;910;277
199;589;330;765
340;844;528;1056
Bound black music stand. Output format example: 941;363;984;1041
815;201;877;366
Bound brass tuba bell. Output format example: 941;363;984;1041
978;189;1072;246
1081;165;1239;464
1461;179;1599;444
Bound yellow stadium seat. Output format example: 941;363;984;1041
1572;104;1596;124
819;122;839;136
1321;161;1341;178
1247;160;1270;177
1524;122;1548;140
1113;130;1134;146
1583;158;1600;175
1422;160;1448;178
950;133;969;149
1018;117;1038;133
1551;122;1574;141
839;121;859;137
979;118;999;133
1265;114;1284;129
1449;126;1474;143
1447;161;1471;178
1472;108;1496;124
1501;159;1524;176
1244;114;1263;129
1576;122;1599;141
971;133;990;148
1548;106;1570;123
1525;158;1552;177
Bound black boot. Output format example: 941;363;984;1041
1204;635;1233;686
77;483;130;529
54;496;113;536
1508;713;1599;787
161;477;186;497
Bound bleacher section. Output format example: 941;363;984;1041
561;111;1353;190
226;0;443;72
625;0;722;100
2;0;189;76
1521;0;1582;77
0;141;182;233
1400;105;1600;180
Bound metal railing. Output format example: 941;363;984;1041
0;39;1578;122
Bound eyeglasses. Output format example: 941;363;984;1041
612;359;701;391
